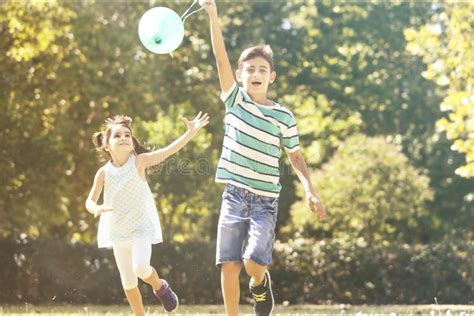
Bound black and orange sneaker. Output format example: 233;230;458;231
249;270;274;316
154;279;179;312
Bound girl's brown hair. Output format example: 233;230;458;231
91;115;150;162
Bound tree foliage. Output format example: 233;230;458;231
1;0;473;304
0;1;78;237
405;1;474;178
0;0;471;247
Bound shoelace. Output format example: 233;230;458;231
252;292;267;302
250;274;268;302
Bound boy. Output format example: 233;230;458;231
200;1;327;315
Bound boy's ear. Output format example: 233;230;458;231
270;71;276;84
235;69;242;82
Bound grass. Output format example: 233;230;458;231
1;304;474;315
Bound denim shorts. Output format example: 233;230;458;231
216;184;279;267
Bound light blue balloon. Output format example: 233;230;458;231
138;7;184;54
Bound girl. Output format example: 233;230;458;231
85;112;209;315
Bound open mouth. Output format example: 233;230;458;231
251;81;262;88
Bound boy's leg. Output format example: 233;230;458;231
242;197;277;272
113;241;144;316
242;195;278;316
221;262;242;316
216;185;249;316
243;259;265;286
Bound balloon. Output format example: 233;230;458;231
138;7;184;54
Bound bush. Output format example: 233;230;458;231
272;235;474;304
288;134;433;243
0;238;220;305
1;236;472;304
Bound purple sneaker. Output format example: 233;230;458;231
154;279;179;312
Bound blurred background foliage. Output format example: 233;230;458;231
0;0;472;304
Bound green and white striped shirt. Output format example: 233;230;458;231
216;82;300;197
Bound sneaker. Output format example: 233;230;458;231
154;279;179;312
249;270;274;316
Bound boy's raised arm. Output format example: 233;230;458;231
200;0;235;94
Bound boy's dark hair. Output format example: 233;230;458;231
238;44;274;71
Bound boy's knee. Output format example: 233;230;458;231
221;262;242;276
133;263;153;280
243;259;266;278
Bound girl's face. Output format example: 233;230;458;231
106;125;134;156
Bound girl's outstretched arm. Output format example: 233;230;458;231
136;112;210;169
85;167;113;217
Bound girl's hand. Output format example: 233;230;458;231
181;111;210;134
199;0;217;15
94;205;114;218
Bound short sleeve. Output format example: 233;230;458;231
220;81;243;110
281;114;300;153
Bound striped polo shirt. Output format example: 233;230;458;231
216;82;300;197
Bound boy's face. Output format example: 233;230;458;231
236;57;276;96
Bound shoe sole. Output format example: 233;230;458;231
166;292;179;313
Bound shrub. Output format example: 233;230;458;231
1;236;472;304
288;134;433;243
272;235;474;304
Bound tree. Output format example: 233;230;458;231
0;1;78;237
405;1;474;178
1;0;470;243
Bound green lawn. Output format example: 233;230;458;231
1;304;473;315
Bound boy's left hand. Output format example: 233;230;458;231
306;192;326;220
181;111;210;133
199;0;217;15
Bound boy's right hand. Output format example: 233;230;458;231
199;0;217;16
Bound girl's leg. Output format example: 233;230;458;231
131;238;162;290
142;268;162;291
113;242;145;316
131;238;178;312
221;262;242;316
124;287;145;316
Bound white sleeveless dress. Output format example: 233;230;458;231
97;155;163;248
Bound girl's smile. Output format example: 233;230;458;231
106;125;135;166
